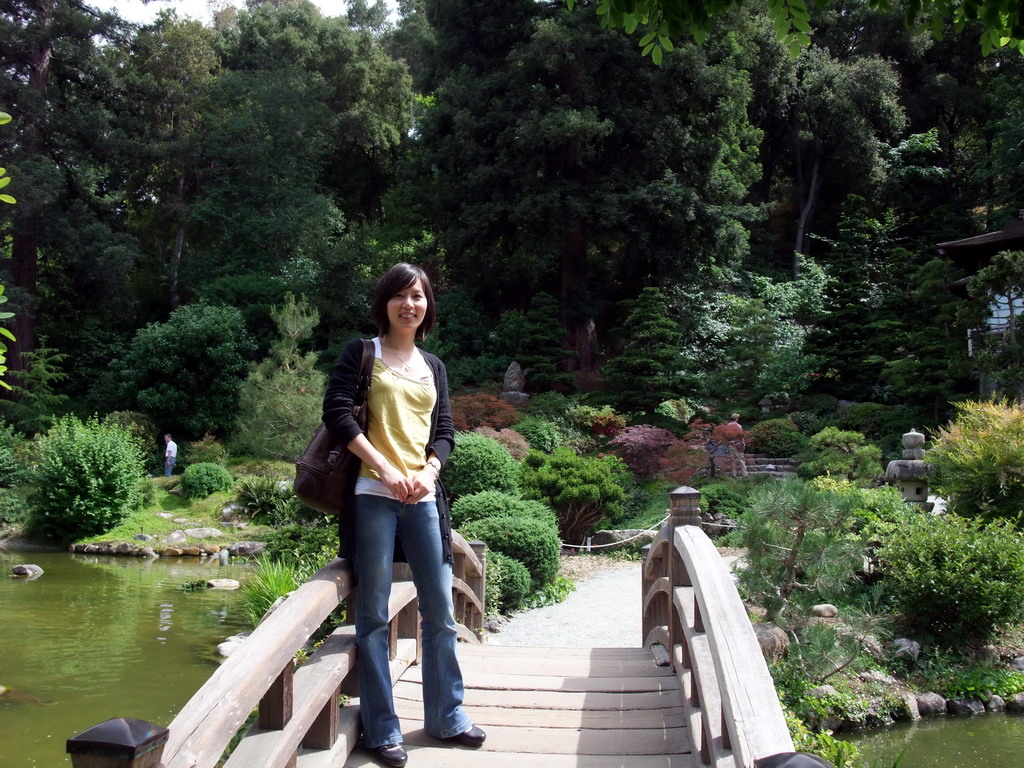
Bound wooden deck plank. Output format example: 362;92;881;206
456;654;670;677
343;747;694;768
394;681;681;711
398;725;690;756
403;666;680;693
394;700;686;729
461;645;653;659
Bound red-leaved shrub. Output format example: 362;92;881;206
609;425;676;478
451;393;519;431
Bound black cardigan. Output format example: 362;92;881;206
322;337;456;564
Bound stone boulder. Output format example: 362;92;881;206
947;698;985;716
589;529;657;552
11;564;43;577
900;692;920;720
137;547;158;558
503;361;526;392
163;530;187;546
1010;656;1024;672
163;547;184;557
811;604;838;618
986;695;1006;712
207;579;240;590
230;541;266;557
890;637;921;661
217;634;250;658
1006;693;1024;712
155;512;174;519
753;623;790;661
115;542;133;555
220;503;246;522
133;534;153;541
185;527;223;539
915;692;947;716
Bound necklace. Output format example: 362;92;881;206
382;337;415;373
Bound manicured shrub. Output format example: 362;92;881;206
184;432;229;467
566;404;625;438
460;514;561;588
180;462;234;499
655;398;696;424
834;402;891;443
450;393;519;430
748;418;808;457
609;425;676;478
520;448;625;544
786;411;822;436
260;523;339;566
442;432;520;499
797;427;882;486
451;490;557;529
524;391;571;420
474;427;530;461
877;513;1024;643
514;415;561;453
927;399;1024;522
485;550;532;614
31;416;145;544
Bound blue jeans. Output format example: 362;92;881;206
353;495;472;748
165;457;175;477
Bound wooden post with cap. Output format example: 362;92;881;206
67;717;168;768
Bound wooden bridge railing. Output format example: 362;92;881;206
66;532;486;768
642;486;795;768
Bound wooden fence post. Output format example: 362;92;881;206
668;486;701;651
468;540;486;637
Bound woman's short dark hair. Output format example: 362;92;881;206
370;262;436;340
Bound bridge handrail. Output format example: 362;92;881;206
66;531;486;768
641;486;793;768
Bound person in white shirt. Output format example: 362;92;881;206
164;434;178;476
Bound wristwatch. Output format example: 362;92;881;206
426;457;442;473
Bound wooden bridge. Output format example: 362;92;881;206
67;487;799;768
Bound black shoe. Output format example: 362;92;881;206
447;725;486;748
372;743;408;768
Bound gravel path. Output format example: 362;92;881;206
485;559;644;648
483;552;742;649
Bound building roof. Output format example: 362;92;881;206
937;215;1024;276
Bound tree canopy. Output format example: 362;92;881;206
569;0;1024;61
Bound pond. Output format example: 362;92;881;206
843;712;1024;767
0;550;253;768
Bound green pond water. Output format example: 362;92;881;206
0;550;253;768
843;713;1024;767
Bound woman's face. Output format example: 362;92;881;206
387;278;429;335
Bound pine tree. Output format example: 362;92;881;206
232;296;326;461
517;293;575;393
603;287;684;412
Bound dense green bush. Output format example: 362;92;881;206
442;432;520;499
461;514;561;589
0;422;27;487
747;418;807;457
115;303;255;437
260;523;338;565
451;490;556;529
514;415;561;453
520;448;625;544
927;399;1024;522
786;410;823;436
180;462;234;499
524;391;571;420
31;416;144;543
485;549;532;614
877;513;1024;643
833;402;891;443
797;427;882;485
0;487;32;525
795;393;838;415
236;474;296;524
101;411;159;457
184;433;229;467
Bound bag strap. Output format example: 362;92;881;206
354;338;374;406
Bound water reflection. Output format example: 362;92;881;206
844;712;1024;767
0;550;252;767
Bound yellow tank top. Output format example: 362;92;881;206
359;357;436;483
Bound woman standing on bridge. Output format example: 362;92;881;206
323;263;486;768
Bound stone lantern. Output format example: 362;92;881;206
884;429;935;509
